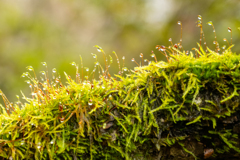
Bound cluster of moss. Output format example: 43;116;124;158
1;16;240;160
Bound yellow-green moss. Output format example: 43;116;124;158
1;16;240;160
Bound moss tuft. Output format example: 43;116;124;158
1;15;240;160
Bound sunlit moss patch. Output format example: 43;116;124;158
1;15;240;160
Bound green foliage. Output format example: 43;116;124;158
1;16;240;159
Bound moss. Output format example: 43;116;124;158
1;16;240;160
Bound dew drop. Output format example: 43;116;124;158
86;68;89;72
160;45;166;51
207;21;212;26
131;58;135;62
140;53;143;58
91;53;97;58
37;143;41;149
213;41;216;44
21;140;25;145
50;140;54;144
228;27;232;32
151;54;155;58
223;38;227;41
168;38;172;42
123;67;128;71
52;68;57;73
122;56;125;60
102;86;105;89
88;99;93;106
97;48;101;52
177;21;181;25
213;29;215;32
144;59;147;62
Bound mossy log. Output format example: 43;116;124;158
1;47;240;160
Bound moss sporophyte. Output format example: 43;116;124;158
1;15;240;159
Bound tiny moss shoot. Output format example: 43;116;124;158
1;15;240;159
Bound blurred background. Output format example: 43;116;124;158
0;0;240;103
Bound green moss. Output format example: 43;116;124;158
1;16;240;159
